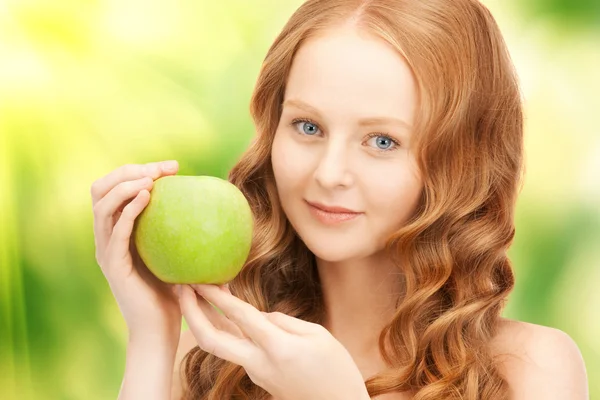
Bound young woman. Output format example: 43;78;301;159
91;0;588;399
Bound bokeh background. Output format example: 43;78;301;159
1;0;598;399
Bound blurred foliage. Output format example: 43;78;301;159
519;0;600;26
0;0;598;399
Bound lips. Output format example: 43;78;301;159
305;200;361;214
305;200;363;225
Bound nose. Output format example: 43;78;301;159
313;138;354;190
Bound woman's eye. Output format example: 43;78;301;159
289;118;400;152
368;135;394;150
292;119;320;136
365;134;400;151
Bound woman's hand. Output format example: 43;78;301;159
177;284;371;400
91;161;182;342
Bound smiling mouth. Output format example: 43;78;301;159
305;201;363;225
305;200;361;214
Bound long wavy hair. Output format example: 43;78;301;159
181;0;524;398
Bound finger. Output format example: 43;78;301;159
93;177;153;254
261;311;324;335
106;189;151;267
179;285;256;366
216;285;232;314
90;160;178;206
219;284;230;292
192;284;281;349
189;287;246;338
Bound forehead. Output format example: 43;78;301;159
283;26;417;125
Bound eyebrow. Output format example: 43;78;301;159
282;99;412;130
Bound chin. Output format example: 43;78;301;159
299;234;368;263
283;201;375;262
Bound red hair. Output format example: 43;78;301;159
182;0;524;398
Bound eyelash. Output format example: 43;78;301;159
289;118;401;152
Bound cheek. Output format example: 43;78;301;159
366;167;422;229
272;132;312;190
271;132;289;182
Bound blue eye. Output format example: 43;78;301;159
365;133;398;150
377;137;392;149
289;118;400;152
292;119;320;136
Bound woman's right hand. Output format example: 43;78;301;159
91;160;182;342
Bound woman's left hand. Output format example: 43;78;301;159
176;284;370;400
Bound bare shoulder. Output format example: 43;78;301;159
490;317;589;399
171;329;198;400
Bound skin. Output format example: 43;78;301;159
90;160;183;400
92;23;588;400
270;24;588;398
270;24;422;380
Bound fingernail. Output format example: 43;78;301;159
162;160;178;172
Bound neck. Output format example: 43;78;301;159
316;250;404;359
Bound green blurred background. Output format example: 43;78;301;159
1;0;598;399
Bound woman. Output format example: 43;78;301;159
90;0;588;399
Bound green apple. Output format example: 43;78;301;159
133;175;254;284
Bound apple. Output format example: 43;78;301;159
132;175;254;284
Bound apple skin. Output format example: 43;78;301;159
133;175;254;284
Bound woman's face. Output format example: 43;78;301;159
271;25;423;262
